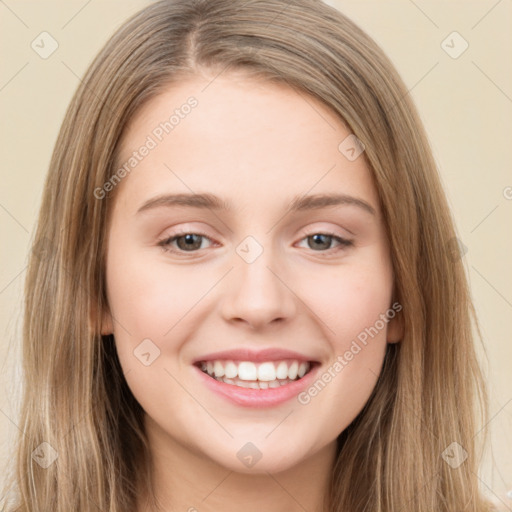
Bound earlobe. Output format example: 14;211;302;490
386;314;404;344
90;300;114;336
100;308;114;336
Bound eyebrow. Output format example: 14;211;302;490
136;192;376;216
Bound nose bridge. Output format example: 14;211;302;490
220;234;296;327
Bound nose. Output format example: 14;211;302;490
220;247;297;330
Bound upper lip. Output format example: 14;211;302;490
193;348;319;364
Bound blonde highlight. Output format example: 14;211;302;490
3;1;494;511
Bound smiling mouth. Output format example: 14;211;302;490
195;359;317;389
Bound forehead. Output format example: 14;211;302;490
118;73;347;151
113;73;379;215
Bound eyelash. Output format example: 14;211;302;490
157;230;353;255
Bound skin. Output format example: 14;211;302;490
101;71;403;512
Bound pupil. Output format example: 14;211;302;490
178;234;201;250
310;234;330;250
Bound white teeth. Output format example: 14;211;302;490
238;362;257;380
213;361;225;377
257;362;276;381
276;361;289;379
199;359;312;383
224;361;238;379
214;376;297;389
234;379;251;388
288;361;298;380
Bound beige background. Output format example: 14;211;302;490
1;0;511;507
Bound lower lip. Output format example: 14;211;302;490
193;363;321;408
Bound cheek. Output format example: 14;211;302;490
297;260;393;427
303;257;394;345
103;247;203;399
105;249;206;340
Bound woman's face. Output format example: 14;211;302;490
101;72;402;474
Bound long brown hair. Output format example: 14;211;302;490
2;1;494;510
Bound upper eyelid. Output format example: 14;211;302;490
160;221;353;239
159;230;353;250
159;227;352;240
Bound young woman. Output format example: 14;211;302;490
2;0;496;510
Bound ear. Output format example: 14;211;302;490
386;308;404;344
100;308;114;336
90;300;114;336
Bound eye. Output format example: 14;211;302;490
296;231;353;253
157;230;353;256
158;232;216;254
